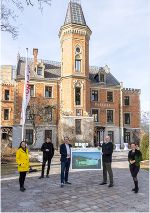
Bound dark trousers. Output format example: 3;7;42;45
61;159;70;183
19;172;26;188
41;158;51;176
130;164;139;179
130;164;140;189
103;161;113;184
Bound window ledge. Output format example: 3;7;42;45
106;101;114;103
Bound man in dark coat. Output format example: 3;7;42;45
39;138;54;178
100;135;114;187
60;136;72;187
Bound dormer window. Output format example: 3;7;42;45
100;73;104;82
37;67;42;76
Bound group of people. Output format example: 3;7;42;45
16;136;142;193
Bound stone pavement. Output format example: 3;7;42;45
1;151;149;212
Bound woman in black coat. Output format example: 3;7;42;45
128;143;142;193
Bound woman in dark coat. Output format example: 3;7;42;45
128;143;142;193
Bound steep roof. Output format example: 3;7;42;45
64;1;86;26
16;58;61;80
16;57;120;86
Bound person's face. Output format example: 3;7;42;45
21;142;26;148
64;137;69;144
131;143;136;150
105;136;110;143
46;138;51;143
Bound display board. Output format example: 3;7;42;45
71;148;102;170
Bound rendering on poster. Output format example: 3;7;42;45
71;148;102;170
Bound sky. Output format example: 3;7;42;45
1;0;149;112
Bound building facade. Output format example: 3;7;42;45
0;65;15;146
1;1;141;148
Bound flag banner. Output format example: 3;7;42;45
20;54;30;126
71;148;102;170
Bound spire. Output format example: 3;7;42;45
64;0;86;26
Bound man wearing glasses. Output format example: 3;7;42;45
60;136;72;187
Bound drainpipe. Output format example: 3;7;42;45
120;82;124;148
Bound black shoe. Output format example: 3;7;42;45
46;175;50;178
39;176;44;179
60;183;64;188
108;184;114;187
132;188;135;191
20;187;25;192
65;181;71;184
99;182;107;185
23;187;26;190
134;188;139;193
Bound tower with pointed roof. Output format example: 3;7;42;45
58;0;94;145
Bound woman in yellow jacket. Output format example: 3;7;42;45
16;141;29;192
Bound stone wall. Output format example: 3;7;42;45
58;116;94;146
12;125;57;149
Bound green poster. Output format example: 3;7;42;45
71;148;102;170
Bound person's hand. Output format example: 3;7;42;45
130;160;135;164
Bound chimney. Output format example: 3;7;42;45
33;48;38;65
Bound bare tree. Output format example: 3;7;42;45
0;0;51;39
26;102;56;146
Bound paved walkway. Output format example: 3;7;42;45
1;151;149;212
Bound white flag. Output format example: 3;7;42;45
20;50;30;126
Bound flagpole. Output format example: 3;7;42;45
21;48;28;140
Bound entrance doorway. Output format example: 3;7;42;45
45;130;52;142
94;127;105;146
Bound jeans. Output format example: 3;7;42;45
61;158;70;183
19;172;26;188
103;161;113;185
41;158;51;176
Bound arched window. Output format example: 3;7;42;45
75;54;81;72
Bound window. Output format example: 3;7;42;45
45;106;52;121
45;86;52;98
100;73;105;82
75;119;81;135
5;90;10;100
75;87;81;105
76;47;80;53
76;109;82;116
91;90;98;101
107;110;114;123
124;96;130;105
124;113;130;125
45;130;52;142
108;131;114;143
107;91;113;102
4;109;9;120
124;132;130;143
26;106;32;121
30;85;34;97
92;109;99;122
75;59;81;72
26;129;33;145
2;133;7;139
37;67;42;76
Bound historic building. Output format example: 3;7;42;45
2;1;141;148
0;65;15;145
